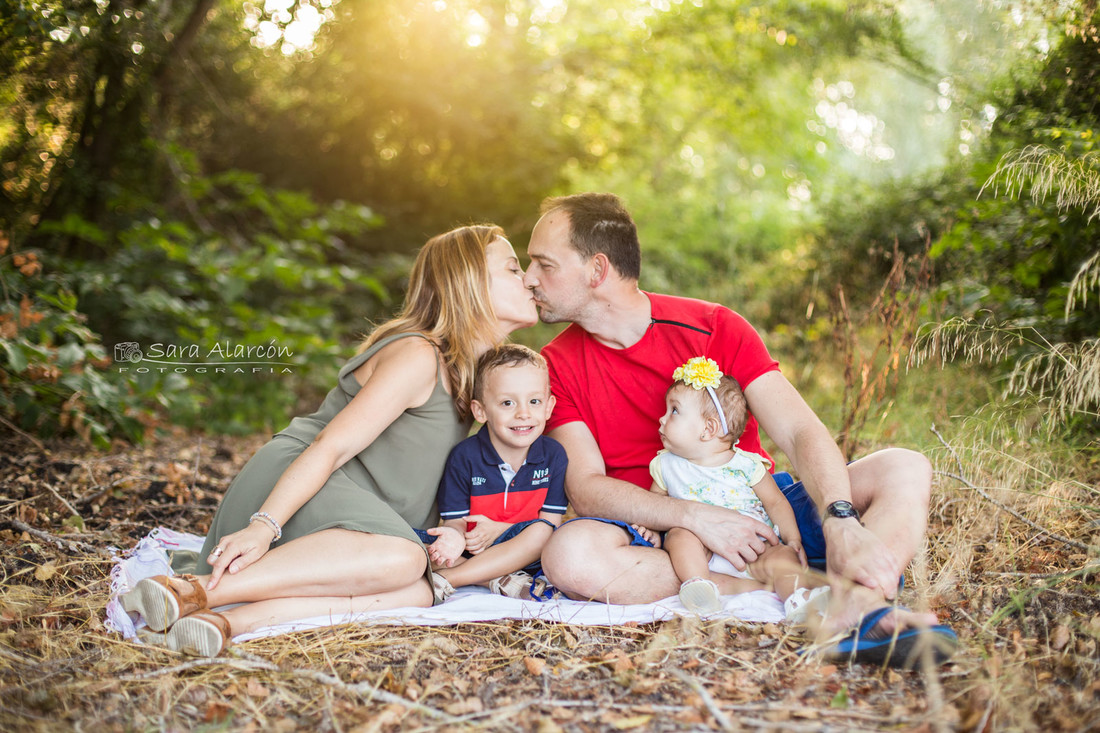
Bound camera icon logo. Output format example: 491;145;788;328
114;342;144;363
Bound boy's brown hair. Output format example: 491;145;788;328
473;344;548;403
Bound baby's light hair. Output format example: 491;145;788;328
473;344;547;403
668;375;748;445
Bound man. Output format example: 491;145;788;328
523;192;955;664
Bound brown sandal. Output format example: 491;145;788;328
139;610;232;657
120;574;208;632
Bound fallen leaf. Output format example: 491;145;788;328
611;714;652;729
34;563;57;582
204;701;232;723
444;697;483;715
818;664;837;676
1051;624;1071;651
244;679;269;698
524;656;546;676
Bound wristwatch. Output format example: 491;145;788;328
824;500;862;524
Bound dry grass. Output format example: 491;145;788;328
1;423;1098;732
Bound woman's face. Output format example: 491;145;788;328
486;237;538;335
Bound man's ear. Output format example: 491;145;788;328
471;399;487;424
589;253;611;288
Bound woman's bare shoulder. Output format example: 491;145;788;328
353;333;439;386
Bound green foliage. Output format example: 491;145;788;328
0;242;152;447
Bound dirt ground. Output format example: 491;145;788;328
1;432;1097;731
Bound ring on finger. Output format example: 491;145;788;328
211;547;224;558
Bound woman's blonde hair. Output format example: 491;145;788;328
360;224;506;418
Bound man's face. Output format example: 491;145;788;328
523;212;593;324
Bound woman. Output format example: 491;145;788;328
121;224;538;656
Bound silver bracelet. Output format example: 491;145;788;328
249;511;283;542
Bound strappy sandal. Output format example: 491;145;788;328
139;610;232;657
489;571;534;599
120;574;208;631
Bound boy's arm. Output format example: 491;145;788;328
752;473;807;566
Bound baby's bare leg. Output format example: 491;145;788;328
668;528;765;594
665;527;711;583
749;545;827;601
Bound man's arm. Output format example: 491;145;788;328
744;371;901;596
548;421;778;569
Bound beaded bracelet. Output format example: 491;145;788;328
249;511;283;542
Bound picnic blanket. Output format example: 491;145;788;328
105;528;786;643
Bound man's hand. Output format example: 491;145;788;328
463;515;509;554
823;518;901;600
684;502;779;571
425;526;465;567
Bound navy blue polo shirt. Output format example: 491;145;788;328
437;425;568;524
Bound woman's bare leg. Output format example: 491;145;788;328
197;529;427;607
222;577;434;635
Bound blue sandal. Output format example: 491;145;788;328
824;606;958;668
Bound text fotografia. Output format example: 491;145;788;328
114;341;295;374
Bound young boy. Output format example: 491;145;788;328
423;344;568;601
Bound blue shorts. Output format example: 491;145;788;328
566;473;828;569
415;518;556;573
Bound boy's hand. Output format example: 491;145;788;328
464;515;508;554
426;526;464;567
630;524;662;549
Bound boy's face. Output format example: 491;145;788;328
658;384;708;457
471;363;556;459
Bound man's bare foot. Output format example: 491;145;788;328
819;582;938;639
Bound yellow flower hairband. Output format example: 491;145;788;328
672;357;729;436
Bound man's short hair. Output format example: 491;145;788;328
540;193;641;280
473;343;548;403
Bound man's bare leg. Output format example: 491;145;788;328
824;448;938;634
540;520;680;603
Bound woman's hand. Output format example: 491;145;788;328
631;524;663;548
206;521;277;591
426;526;465;567
463;515;509;554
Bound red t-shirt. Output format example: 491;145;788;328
542;292;780;489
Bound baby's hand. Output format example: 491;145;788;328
631;524;662;549
786;538;808;569
426;526;464;567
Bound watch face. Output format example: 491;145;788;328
827;501;859;519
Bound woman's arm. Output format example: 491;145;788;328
207;337;441;588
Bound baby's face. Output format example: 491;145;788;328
658;384;708;456
471;364;556;457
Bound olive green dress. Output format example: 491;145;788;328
172;333;469;579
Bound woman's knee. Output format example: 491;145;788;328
349;533;427;586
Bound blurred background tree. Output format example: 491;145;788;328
1;0;1096;452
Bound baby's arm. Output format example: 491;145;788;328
752;473;807;567
426;519;467;567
